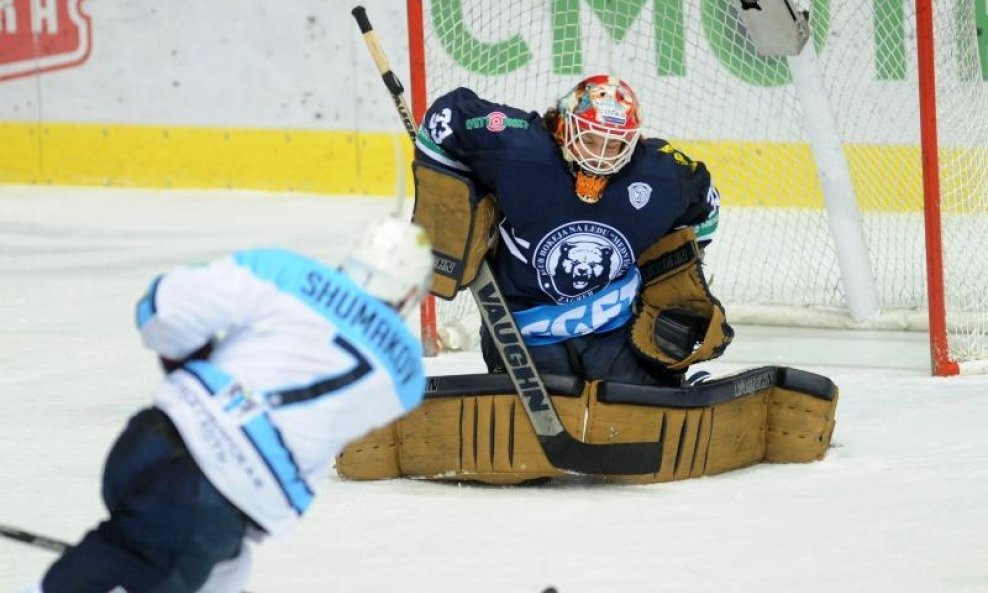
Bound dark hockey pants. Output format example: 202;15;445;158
42;407;249;593
480;325;684;387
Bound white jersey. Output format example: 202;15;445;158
135;248;425;536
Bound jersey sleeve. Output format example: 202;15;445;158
656;140;720;246
134;256;263;360
691;184;720;246
414;87;493;172
413;87;539;185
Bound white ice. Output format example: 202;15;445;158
1;186;986;593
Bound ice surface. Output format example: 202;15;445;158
1;187;986;593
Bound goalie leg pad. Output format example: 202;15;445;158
335;367;838;484
336;374;587;484
593;366;839;484
398;394;570;484
765;386;839;463
333;424;401;481
412;161;499;299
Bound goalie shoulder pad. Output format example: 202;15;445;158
412;161;499;299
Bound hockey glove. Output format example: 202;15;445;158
629;228;733;370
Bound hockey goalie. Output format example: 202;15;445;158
336;75;838;484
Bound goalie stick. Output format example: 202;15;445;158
351;6;662;475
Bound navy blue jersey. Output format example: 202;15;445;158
415;87;720;345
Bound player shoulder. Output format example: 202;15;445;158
633;137;706;178
231;247;333;284
431;87;541;132
233;247;307;268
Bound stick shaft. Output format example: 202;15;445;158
0;524;71;553
351;6;417;139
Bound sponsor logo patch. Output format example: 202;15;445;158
466;111;529;132
597;104;627;126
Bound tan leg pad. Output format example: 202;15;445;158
766;387;839;462
397;395;575;484
587;389;768;484
336;367;838;484
598;374;839;484
334;424;401;480
337;385;590;485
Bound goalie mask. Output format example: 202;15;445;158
341;216;433;317
554;75;642;202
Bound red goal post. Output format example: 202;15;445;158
406;0;988;375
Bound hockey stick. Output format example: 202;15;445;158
0;523;70;553
1;523;258;593
351;6;661;475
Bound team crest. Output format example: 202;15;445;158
532;221;633;304
0;0;93;83
627;182;652;210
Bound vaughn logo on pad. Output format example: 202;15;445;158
0;0;92;82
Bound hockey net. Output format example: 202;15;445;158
407;0;988;375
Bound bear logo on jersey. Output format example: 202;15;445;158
533;221;633;303
556;242;613;293
628;182;652;210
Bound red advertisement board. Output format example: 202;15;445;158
0;0;91;82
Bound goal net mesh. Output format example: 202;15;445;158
416;0;988;366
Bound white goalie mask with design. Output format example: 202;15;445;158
341;216;433;317
555;74;643;176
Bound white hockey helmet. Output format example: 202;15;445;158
341;216;433;317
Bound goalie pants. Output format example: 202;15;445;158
42;407;250;593
480;325;683;387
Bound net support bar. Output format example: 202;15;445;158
789;43;881;322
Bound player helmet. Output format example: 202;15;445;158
341;216;433;317
555;74;642;176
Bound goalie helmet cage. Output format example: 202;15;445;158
407;0;988;376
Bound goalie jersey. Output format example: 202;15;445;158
415;87;720;345
135;249;425;536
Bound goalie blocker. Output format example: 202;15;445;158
336;366;838;484
412;160;499;299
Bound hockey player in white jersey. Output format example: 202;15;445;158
21;216;434;593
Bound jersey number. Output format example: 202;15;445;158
268;335;372;406
428;108;453;144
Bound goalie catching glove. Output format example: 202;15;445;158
630;227;733;370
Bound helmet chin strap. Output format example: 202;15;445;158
572;165;609;204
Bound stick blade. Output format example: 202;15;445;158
541;433;662;475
